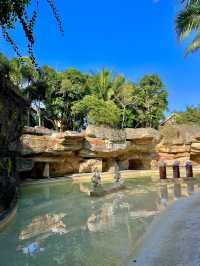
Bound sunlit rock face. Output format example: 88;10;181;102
157;125;200;166
79;159;103;173
19;124;200;178
20;129;84;155
19;126;160;178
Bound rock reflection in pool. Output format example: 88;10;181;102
19;213;67;240
0;177;200;266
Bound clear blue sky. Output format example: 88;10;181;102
0;0;199;113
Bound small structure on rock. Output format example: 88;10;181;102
113;166;123;184
89;167;125;197
91;168;102;190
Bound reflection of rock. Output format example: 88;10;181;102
129;210;158;219
87;196;129;232
19;213;67;240
87;203;114;232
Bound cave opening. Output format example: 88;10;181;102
128;159;144;170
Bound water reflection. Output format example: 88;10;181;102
19;213;67;240
1;178;200;266
159;180;200;207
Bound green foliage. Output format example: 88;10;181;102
175;106;200;124
44;68;90;130
176;0;200;55
0;52;168;130
72;95;121;127
136;75;168;128
0;0;63;62
89;69;113;101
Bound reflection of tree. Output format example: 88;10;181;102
19;213;67;241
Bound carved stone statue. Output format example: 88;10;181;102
114;166;123;183
91;168;102;190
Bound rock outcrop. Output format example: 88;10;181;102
157;125;200;166
19;126;160;178
18;124;200;178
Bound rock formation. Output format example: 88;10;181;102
18;124;200;178
18;125;160;178
157;125;200;166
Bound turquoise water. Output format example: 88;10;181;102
0;177;199;266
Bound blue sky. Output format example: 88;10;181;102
0;0;200;113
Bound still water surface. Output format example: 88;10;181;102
0;177;199;266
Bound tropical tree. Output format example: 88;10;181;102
89;69;114;101
44;68;90;131
136;75;168;128
113;80;138;128
0;52;11;77
9;57;38;88
72;95;121;127
175;105;200;124
176;0;200;55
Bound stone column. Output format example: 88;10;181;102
43;163;50;178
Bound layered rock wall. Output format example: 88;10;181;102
19;125;160;178
19;124;200;178
157;125;200;166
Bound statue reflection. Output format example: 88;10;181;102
174;183;181;199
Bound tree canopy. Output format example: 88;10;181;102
0;53;168;131
175;106;200;124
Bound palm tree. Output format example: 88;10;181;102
90;69;114;101
176;0;200;55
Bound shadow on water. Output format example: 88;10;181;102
0;177;200;266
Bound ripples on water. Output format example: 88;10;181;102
0;177;199;266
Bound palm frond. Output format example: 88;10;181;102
176;3;200;40
185;31;200;54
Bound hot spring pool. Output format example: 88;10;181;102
0;177;199;266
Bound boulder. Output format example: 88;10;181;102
79;159;102;173
125;128;160;143
85;125;126;141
